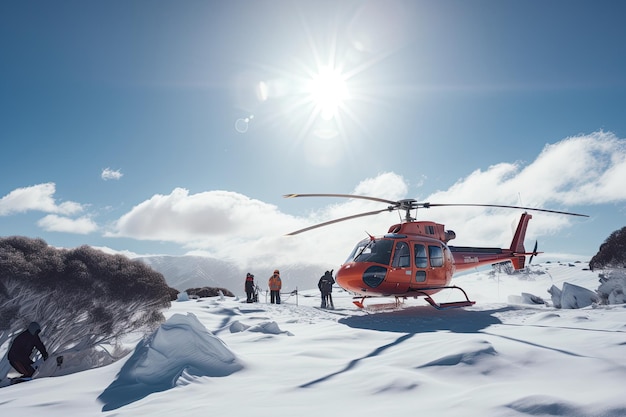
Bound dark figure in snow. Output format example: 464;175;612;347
8;322;49;378
245;272;256;303
318;270;335;309
268;269;282;304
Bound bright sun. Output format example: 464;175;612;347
307;66;349;121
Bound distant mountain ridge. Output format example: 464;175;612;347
137;255;334;296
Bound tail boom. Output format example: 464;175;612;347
449;212;533;272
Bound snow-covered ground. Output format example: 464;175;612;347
1;262;625;417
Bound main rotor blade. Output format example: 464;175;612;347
286;208;392;236
284;193;398;206
425;203;589;217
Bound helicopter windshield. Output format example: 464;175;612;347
344;238;393;266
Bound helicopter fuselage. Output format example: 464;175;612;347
336;233;454;297
335;215;532;299
283;193;586;308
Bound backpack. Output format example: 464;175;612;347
321;276;333;292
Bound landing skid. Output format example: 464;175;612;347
353;298;367;309
418;285;476;310
354;297;402;309
352;285;475;310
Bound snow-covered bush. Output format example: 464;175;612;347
589;226;626;270
490;261;515;275
0;236;172;379
587;226;626;305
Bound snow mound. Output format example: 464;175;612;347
248;321;294;336
419;345;497;368
229;320;250;333
506;394;624;417
98;313;243;411
549;282;600;309
507;292;546;305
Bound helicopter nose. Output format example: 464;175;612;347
337;263;388;291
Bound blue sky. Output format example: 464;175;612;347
2;0;626;269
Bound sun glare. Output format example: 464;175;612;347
307;66;349;121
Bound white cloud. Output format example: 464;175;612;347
0;183;84;216
105;173;412;268
37;214;98;234
423;131;626;247
512;131;626;206
106;132;626;267
107;188;300;242
426;131;626;209
101;168;123;181
352;172;408;198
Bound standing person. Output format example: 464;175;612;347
245;273;256;303
8;322;49;378
268;269;282;304
318;270;335;309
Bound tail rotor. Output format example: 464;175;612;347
529;240;538;265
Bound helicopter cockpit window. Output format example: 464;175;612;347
344;238;369;264
348;239;393;266
429;245;444;267
414;244;427;268
391;241;410;268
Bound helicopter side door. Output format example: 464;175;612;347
388;240;412;292
414;243;428;284
388;240;452;292
412;242;450;287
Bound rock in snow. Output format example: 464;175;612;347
549;282;600;309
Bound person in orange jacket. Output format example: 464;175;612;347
268;269;282;304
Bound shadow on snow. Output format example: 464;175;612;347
338;305;509;334
299;306;509;388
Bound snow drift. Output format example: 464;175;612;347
97;313;243;411
2;261;626;417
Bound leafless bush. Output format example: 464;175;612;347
0;236;172;380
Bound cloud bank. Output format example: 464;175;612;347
2;131;626;267
104;132;625;266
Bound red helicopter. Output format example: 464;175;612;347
284;193;588;309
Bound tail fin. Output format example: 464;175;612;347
509;212;531;252
509;212;532;270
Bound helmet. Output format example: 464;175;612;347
274;269;280;274
28;322;41;335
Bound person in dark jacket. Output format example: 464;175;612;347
245;272;256;303
8;322;49;378
318;270;335;309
